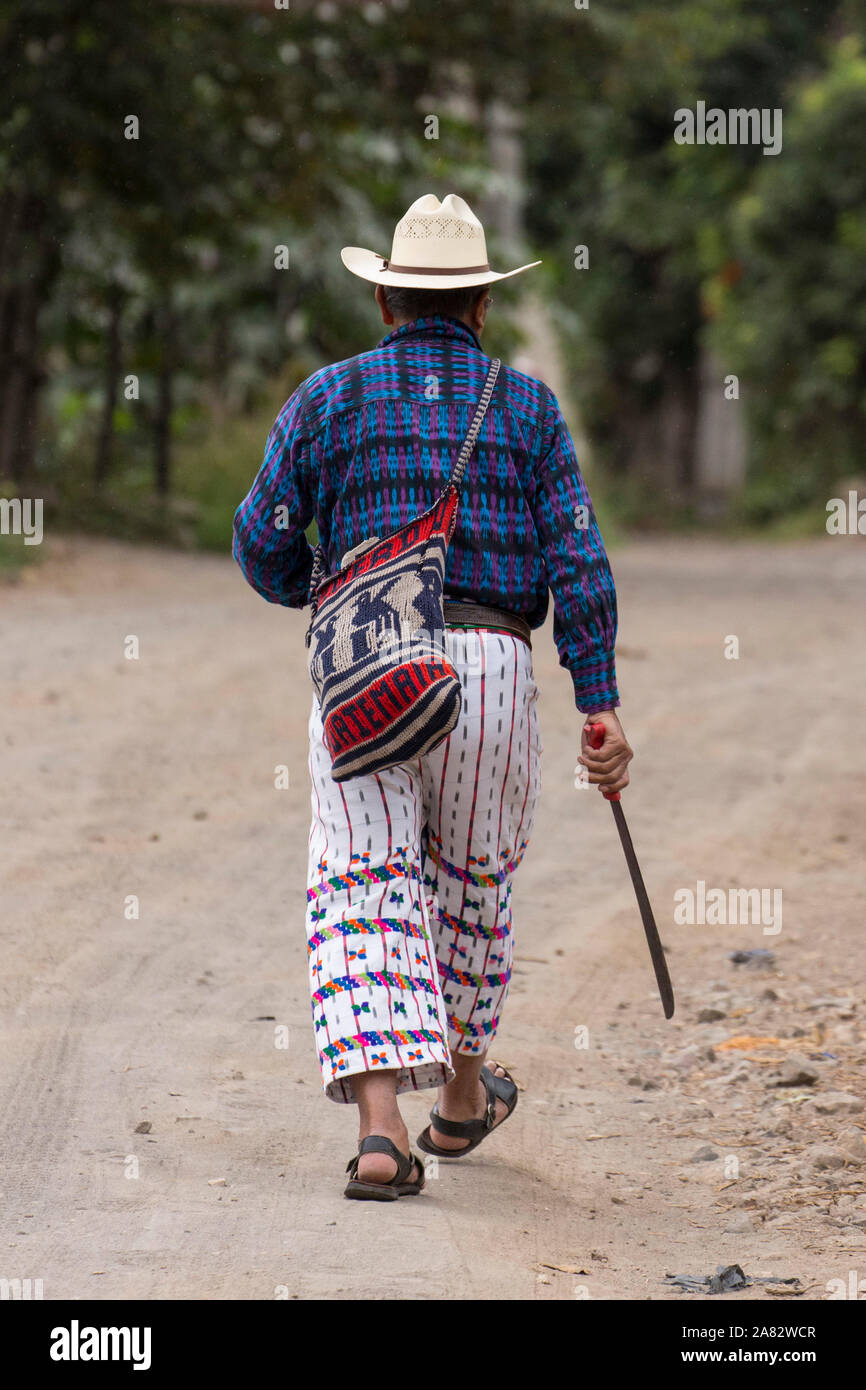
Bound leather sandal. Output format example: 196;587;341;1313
344;1135;426;1201
415;1063;518;1158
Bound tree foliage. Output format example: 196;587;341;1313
1;0;863;535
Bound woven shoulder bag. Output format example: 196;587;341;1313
305;357;500;782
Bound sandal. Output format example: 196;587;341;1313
415;1063;519;1159
344;1136;426;1201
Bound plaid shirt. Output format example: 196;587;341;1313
233;314;619;712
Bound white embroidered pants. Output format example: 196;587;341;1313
305;628;542;1102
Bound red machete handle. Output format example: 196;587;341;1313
585;721;621;801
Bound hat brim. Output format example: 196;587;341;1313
341;246;541;289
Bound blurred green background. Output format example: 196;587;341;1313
2;0;866;567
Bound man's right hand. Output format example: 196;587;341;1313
577;709;633;796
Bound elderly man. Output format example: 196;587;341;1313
233;194;632;1200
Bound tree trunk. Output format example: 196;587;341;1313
0;193;59;485
612;363;700;509
693;342;746;517
95;287;124;488
153;296;176;498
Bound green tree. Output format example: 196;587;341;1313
522;0;859;513
709;37;866;520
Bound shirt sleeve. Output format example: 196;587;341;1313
528;389;619;713
232;385;315;608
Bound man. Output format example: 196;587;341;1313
233;193;632;1200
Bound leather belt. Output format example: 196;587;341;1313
443;600;531;647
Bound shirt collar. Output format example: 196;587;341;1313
377;314;482;352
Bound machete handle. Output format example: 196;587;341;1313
585;721;621;801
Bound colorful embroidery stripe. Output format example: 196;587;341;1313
320;1027;446;1061
307;861;421;900
448;1012;498;1037
434;905;510;940
424;840;527;888
313;971;438;1004
307;917;427;952
438;962;511;989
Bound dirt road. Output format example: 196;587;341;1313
2;534;864;1301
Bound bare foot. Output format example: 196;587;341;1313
429;1062;512;1152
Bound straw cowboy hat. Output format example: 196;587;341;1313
341;193;541;290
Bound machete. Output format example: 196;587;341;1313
586;722;675;1019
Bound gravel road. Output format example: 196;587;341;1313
2;533;864;1300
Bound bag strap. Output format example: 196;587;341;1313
449;357;500;492
307;356;501;610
